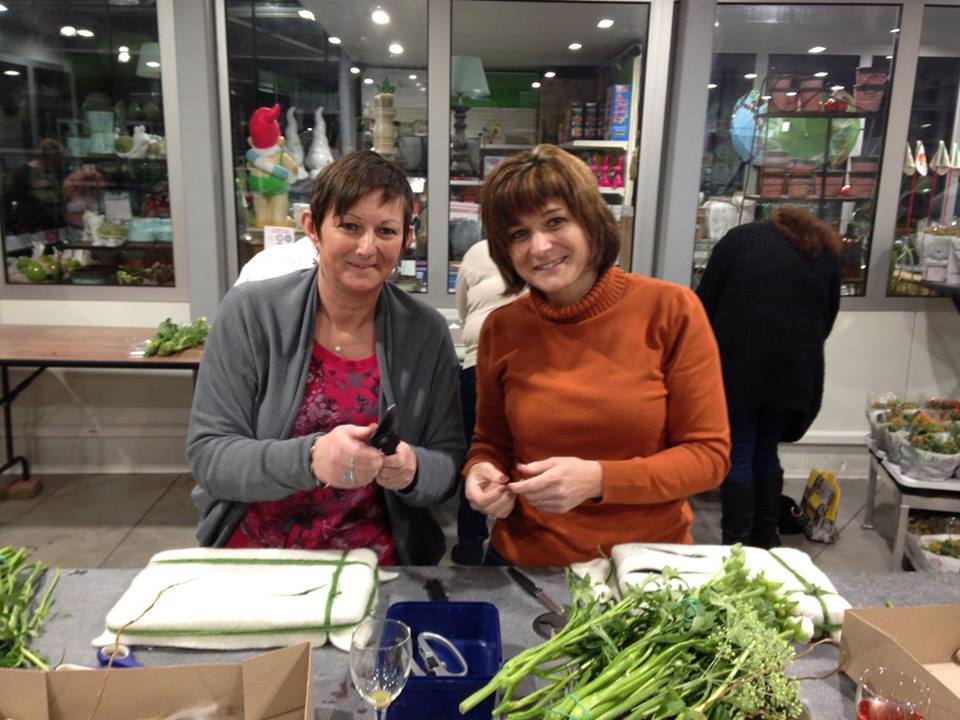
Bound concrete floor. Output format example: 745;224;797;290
0;473;906;571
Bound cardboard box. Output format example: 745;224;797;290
0;643;312;720
841;605;960;720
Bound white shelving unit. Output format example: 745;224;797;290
558;140;629;150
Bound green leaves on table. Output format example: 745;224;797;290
144;317;210;357
0;546;59;670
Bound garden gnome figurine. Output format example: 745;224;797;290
305;107;334;179
285;107;309;180
246;104;300;227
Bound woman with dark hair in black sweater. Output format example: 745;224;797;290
696;208;841;548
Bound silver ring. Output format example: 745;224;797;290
340;457;355;486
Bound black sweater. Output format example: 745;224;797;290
696;220;840;442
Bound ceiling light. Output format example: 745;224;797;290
77;28;94;38
60;26;77;37
785;90;798;96
921;123;932;128
531;81;541;88
0;4;8;11
350;66;361;75
388;42;403;55
890;27;900;33
118;52;130;63
118;45;129;52
744;73;757;80
415;82;421;87
885;55;893;60
297;9;315;20
146;60;160;68
420;87;426;92
814;71;828;78
568;42;582;51
597;18;614;29
3;70;20;77
544;71;556;79
714;21;719;28
363;77;374;85
807;46;826;54
371;7;390;24
328;36;341;45
707;83;717;89
761;94;772;101
830;84;845;92
408;74;417;80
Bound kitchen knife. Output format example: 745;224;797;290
507;567;565;617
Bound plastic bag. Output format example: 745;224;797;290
900;442;960;482
798;469;842;543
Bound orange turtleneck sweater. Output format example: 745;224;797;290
464;267;731;567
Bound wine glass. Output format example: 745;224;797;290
349;617;413;719
856;666;931;720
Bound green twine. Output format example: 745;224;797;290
323;549;350;628
547;693;593;720
768;550;841;633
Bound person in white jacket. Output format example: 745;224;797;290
451;239;524;564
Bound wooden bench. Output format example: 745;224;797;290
0;325;203;497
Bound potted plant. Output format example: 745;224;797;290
900;428;960;482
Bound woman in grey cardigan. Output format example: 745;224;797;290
187;151;464;565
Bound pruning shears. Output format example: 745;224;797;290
97;644;142;668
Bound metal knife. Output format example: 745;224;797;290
507;567;565;616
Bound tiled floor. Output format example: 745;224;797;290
0;472;904;571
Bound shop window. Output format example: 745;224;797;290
888;6;960;297
224;0;428;292
0;2;173;287
449;0;650;291
695;4;901;296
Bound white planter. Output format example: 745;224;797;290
917;534;960;572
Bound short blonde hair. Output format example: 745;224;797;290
480;144;620;294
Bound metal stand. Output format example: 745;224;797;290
1;365;47;483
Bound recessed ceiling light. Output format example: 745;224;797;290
890;27;900;33
60;26;77;37
707;83;717;89
3;70;20;76
371;7;390;25
921;123;932;128
814;71;828;78
597;18;614;29
830;84;845;92
531;81;541;88
885;55;893;60
328;36;341;45
0;4;8;12
350;66;361;74
118;52;130;63
544;71;556;79
744;73;757;80
568;42;582;51
785;90;798;96
808;46;826;54
388;42;403;55
363;77;374;85
420;87;426;92
77;28;94;38
146;60;160;68
118;45;129;52
297;9;315;20
408;74;417;80
415;82;421;87
714;21;719;28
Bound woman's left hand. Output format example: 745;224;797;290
375;441;418;491
510;457;602;514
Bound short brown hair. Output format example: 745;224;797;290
309;150;414;248
771;207;843;258
480;144;621;294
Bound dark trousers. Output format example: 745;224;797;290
721;406;787;549
456;366;490;552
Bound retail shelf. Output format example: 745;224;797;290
599;187;626;196
756;110;879;120
744;194;874;203
480;144;531;151
450;178;482;186
61;242;172;251
559;140;628;150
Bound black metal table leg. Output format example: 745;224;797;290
1;365;47;484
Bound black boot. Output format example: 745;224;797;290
750;473;784;549
721;482;755;546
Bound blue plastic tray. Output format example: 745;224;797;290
386;601;501;720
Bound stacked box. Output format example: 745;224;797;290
605;84;631;141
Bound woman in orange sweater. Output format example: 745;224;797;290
464;144;731;566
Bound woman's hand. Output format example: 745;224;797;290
311;424;384;489
465;462;515;519
376;441;418;491
510;457;602;514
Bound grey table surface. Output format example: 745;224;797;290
34;567;960;719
